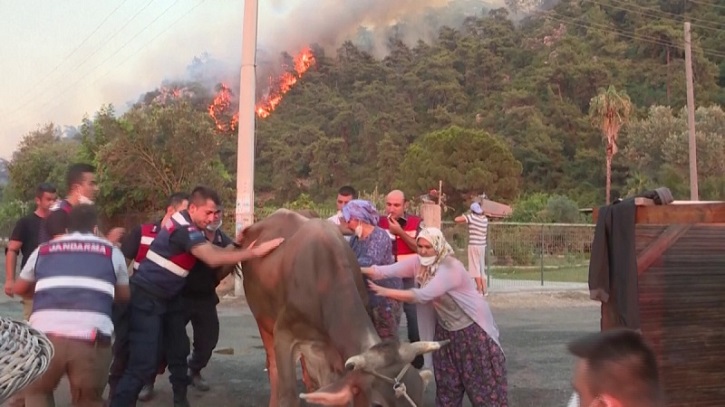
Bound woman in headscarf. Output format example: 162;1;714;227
342;199;402;341
361;227;507;407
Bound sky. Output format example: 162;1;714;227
0;0;287;160
0;0;504;161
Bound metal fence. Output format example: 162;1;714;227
0;205;594;291
442;221;593;291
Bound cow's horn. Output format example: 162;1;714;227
410;340;451;355
344;355;367;371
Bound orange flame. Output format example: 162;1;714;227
207;47;315;129
256;47;316;118
208;83;238;133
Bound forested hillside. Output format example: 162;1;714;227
4;0;724;221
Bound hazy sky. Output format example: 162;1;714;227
0;0;299;160
0;0;501;161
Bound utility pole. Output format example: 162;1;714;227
234;0;258;296
684;21;699;200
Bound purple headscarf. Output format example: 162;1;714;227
342;199;380;225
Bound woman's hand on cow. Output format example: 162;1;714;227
367;280;388;297
248;237;285;258
360;267;373;276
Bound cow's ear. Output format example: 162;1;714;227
299;380;358;405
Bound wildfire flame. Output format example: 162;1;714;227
256;47;316;118
206;47;315;130
208;83;238;133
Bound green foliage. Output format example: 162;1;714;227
545;195;582;223
509;193;584;223
398;126;522;207
283;193;319;210
508;193;549;222
6;123;81;201
623;105;725;200
5;1;724;223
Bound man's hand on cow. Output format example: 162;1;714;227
248;237;285;258
387;216;404;236
106;227;125;245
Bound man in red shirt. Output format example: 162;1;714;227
377;189;424;368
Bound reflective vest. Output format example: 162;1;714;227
378;214;421;261
132;223;161;272
32;233;117;338
131;211;198;298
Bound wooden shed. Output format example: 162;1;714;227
592;199;725;406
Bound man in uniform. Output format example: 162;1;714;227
108;192;190;401
13;204;130;407
41;163;124;244
377;189;424;368
181;205;237;391
4;182;57;320
110;186;283;407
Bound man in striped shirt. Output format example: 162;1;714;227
13;204;130;407
455;202;489;294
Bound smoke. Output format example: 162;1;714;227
258;0;504;59
177;0;506;102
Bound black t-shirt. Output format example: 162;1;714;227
120;224;143;260
8;213;44;267
182;229;233;299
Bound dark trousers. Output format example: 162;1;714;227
402;277;423;369
108;303;163;393
183;295;220;373
110;286;190;406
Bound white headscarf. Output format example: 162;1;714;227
415;227;455;287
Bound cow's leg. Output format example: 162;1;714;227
273;325;301;407
258;324;279;407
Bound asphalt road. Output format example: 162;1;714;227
0;288;598;407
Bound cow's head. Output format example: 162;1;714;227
299;340;449;406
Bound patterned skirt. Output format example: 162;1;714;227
370;298;403;341
432;322;508;407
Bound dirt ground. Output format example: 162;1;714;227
0;288;599;407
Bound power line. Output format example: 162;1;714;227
546;11;725;59
90;0;209;87
687;0;725;11
0;0;130;117
591;0;725;33
3;0;158;121
6;0;181;127
29;2;191;119
32;0;185;115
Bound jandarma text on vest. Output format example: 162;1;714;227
40;242;111;256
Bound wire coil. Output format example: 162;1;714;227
0;316;54;404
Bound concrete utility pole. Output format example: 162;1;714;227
234;0;258;296
684;21;699;200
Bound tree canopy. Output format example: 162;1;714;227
3;0;724;223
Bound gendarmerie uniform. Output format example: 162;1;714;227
110;210;206;407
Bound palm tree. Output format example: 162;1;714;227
589;85;633;204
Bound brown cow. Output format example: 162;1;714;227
240;209;445;406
